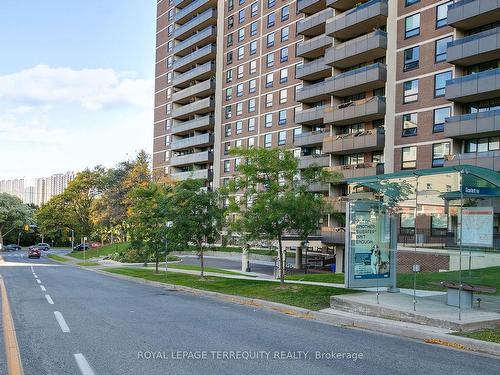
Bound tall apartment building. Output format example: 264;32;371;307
154;0;500;265
0;179;25;200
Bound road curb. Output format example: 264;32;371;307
84;267;500;358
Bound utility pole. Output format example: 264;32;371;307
17;232;21;246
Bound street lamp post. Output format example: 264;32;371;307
165;221;173;275
17;232;21;247
71;229;75;251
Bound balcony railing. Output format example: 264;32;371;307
328;162;384;179
446;67;500;103
324;96;386;125
172;115;214;135
294;130;327;147
171;97;214;119
298;154;330;169
174;8;216;40
321;226;345;244
173;26;216;56
296;34;333;59
170;151;213;167
447;27;500;66
295;105;326;125
175;0;216;25
296;57;331;80
444;151;500;171
173;61;215;88
328;63;387;97
170;133;214;151
173;44;216;73
447;0;500;30
297;0;327;15
297;8;333;37
445;109;500;138
172;78;215;104
323;128;385;154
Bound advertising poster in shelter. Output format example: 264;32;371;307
460;207;494;248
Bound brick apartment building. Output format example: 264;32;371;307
153;0;500;264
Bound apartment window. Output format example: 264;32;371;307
279;89;287;104
434;71;452;97
238;46;244;60
236;121;243;134
225;105;233;119
403;79;419;103
236;83;243;97
248;137;255;148
250;22;257;36
165;150;170;162
280;68;288;83
239;0;245;4
167;56;173;68
281;27;289;42
280;47;288;62
167;40;173;52
250;41;257;55
435;36;452;63
248;118;256;132
265;93;273;107
432;142;450;167
264;134;272;148
226;70;233;83
166;103;171;115
249;79;256;93
267;13;275;28
225;124;232;137
278;110;287;125
251;2;258;17
281;6;289;21
168;9;173;21
236;102;243;115
165;119;171;131
402;146;417;169
403;46;419;71
224;160;231;173
165;134;170;146
166;72;172;83
226;88;233;101
235;140;242;150
342;153;364;166
166;87;172;99
238;29;245;42
266;73;273;88
268;0;276;8
227;52;233;64
267;33;275;48
405;13;420;38
233;66;241;79
436;2;452;28
248;98;256;112
266;53;274;67
278;131;287;146
228;0;234;11
228;16;234;29
250;60;257;74
239;9;245;24
405;0;419;6
402;113;418;137
227;33;233;47
465;137;500;153
433;107;451;133
167;24;173;36
265;113;273;128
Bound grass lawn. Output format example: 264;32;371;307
286;273;345;284
104;267;356;310
77;262;99;266
167;263;256;277
452;328;500;344
68;242;130;260
47;254;71;262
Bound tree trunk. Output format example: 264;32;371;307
295;243;303;270
0;230;3;247
155;248;159;273
199;244;204;278
278;234;285;286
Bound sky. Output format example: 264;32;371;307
0;0;156;179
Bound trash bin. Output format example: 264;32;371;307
331;263;336;273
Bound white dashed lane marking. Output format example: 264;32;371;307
74;353;96;375
54;311;70;333
45;294;54;304
40;285;46;292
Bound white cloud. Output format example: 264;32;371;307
0;65;153;111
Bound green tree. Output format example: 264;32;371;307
36;194;79;244
170;179;225;277
0;193;34;246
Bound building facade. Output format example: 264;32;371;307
153;0;500;262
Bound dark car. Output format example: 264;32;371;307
3;244;21;251
28;247;41;259
37;243;50;251
73;243;90;251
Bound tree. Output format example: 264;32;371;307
226;148;341;286
0;193;34;246
170;179;225;277
128;182;172;272
36;194;79;244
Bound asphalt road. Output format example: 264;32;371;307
1;250;500;375
177;255;276;276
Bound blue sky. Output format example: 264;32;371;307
0;0;156;178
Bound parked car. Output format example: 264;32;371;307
28;247;41;259
73;243;90;251
37;243;50;251
3;244;21;251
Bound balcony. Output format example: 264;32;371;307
321;227;345;245
326;0;388;40
326;0;359;11
445;110;500;139
447;27;500;66
173;26;217;56
173;61;215;88
174;8;216;40
296;34;333;59
298;0;327;15
296;80;331;103
447;0;500;31
173;44;216;73
445;68;500;103
171;168;212;181
323;128;385;154
175;0;217;25
172;115;214;135
298;154;330;169
172;78;215;104
171;97;215;120
296;57;331;80
328;162;383;179
328;63;386;97
295;106;326;125
297;8;333;37
324;96;386;125
308;182;330;192
325;30;387;69
444;151;500;171
171;133;214;151
294;130;328;147
324;197;347;213
170;151;213;167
